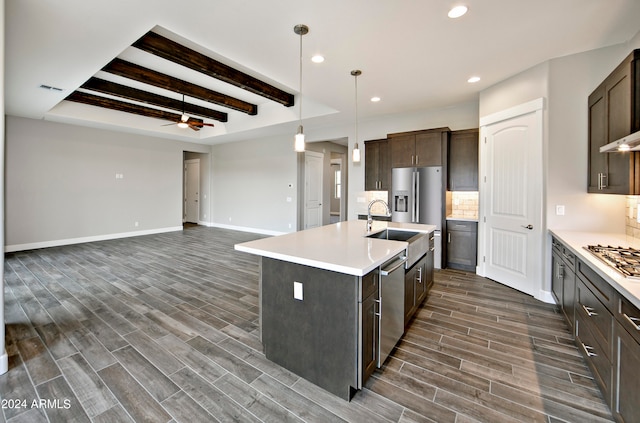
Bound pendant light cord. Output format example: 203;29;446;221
299;30;303;125
354;73;358;145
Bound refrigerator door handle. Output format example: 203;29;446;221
411;170;416;222
414;170;420;223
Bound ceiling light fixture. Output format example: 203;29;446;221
311;55;325;63
351;69;362;163
371;96;381;102
448;5;468;18
177;94;189;128
467;76;480;83
294;24;309;152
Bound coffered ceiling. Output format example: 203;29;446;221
6;0;640;145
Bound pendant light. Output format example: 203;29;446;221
294;24;309;152
351;70;362;163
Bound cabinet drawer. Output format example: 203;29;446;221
361;271;379;300
614;321;640;423
577;260;615;312
447;221;476;232
576;278;613;360
576;311;612;405
616;293;640;345
561;246;575;271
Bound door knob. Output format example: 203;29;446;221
521;224;533;230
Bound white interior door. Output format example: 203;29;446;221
304;151;324;229
184;159;200;223
479;99;544;299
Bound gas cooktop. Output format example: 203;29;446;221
584;244;640;279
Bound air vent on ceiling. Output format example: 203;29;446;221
39;84;63;92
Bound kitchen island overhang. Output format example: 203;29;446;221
234;220;435;400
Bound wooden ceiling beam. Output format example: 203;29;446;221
81;77;228;122
102;58;258;115
65;91;207;130
133;31;294;108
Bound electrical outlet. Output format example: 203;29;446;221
293;281;303;301
555;205;565;216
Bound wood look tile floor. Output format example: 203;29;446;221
1;226;614;423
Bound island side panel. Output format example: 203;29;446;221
261;257;359;400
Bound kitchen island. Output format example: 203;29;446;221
235;220;435;400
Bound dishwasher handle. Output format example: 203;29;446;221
380;256;407;276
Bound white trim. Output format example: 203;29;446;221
209;222;286;237
538;289;556;305
5;226;183;252
479;97;544;126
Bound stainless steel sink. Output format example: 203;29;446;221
366;229;429;268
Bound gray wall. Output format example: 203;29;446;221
5;116;210;250
211;135;298;234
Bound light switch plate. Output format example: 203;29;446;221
293;281;303;301
555;205;565;216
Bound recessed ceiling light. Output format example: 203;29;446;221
311;55;325;63
448;5;468;18
370;96;381;102
467;76;481;83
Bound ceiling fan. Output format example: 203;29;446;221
163;94;215;131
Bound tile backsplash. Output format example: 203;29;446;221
626;196;640;240
449;191;479;219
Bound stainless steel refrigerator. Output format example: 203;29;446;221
391;167;442;268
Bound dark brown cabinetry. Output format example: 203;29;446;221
388;128;449;168
364;139;390;191
404;250;432;327
550;237;640;421
361;270;379;383
446;220;477;271
613;293;640;423
588;49;640;194
575;260;615;406
551;237;576;330
448;129;479;191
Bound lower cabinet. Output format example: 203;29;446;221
613;293;640;423
551;236;640;421
361;271;379;383
404;255;427;326
446;220;477;271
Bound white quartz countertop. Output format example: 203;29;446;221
550;230;640;309
235;220;436;276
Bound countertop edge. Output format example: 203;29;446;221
235;221;435;277
549;230;640;309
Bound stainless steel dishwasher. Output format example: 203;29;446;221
377;252;407;367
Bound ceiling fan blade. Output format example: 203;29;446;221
161;122;177;127
188;124;201;131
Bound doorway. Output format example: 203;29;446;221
184;158;200;224
478;98;544;299
303;151;324;229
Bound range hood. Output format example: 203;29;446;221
600;130;640;152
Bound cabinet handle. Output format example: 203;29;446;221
622;313;640;330
556;263;564;279
374;298;381;317
598;172;608;190
580;342;598;358
581;303;598;317
448;233;451;243
416;155;419;165
416;267;423;284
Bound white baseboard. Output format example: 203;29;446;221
5;226;183;252
537;289;556;305
209;222;286;237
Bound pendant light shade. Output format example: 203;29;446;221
351;70;362;163
294;24;308;152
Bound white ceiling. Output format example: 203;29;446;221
6;0;640;145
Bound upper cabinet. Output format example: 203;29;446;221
448;129;479;191
388;128;449;168
588;49;640;194
364;139;391;191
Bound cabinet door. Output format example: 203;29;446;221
562;266;576;332
404;266;416;326
448;129;479;191
446;221;477;271
588;84;608;192
362;291;378;383
378;141;390;191
425;244;434;293
551;250;564;306
414;256;427;306
364;141;381;191
415;132;442;167
390;134;415;168
614;323;640;423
